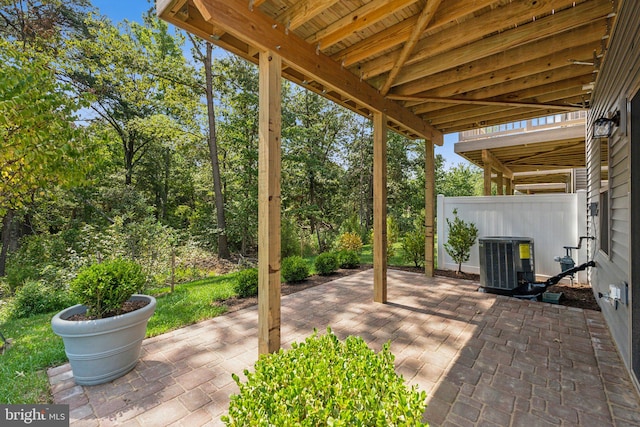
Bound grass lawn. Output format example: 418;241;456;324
0;272;239;404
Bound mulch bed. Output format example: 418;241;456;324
214;265;600;314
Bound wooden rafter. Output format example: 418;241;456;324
333;0;499;67
380;0;442;96
309;0;416;50
276;0;339;31
388;96;582;111
482;149;514;179
359;0;612;82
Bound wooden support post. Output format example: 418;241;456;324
496;172;504;195
258;50;282;355
373;112;387;303
424;139;435;277
506;179;513;195
483;162;492;196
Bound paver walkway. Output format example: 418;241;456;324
49;269;640;426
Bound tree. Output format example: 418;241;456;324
444;209;479;274
189;36;230;259
0;40;87;275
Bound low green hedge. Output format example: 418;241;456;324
234;268;259;298
223;328;427;426
314;252;339;275
282;256;310;283
337;250;360;269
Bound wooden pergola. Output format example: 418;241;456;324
157;0;617;353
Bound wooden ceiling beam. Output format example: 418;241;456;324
161;0;441;143
380;0;443;96
393;35;602;99
482;149;514;179
427;66;593;116
389;96;582;111
276;0;339;31
249;0;267;9
334;0;500;67
441;104;587;133
309;0;416;50
360;0;612;82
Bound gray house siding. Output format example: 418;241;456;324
587;1;640;389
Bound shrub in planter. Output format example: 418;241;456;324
314;252;339;275
234;268;259;298
337;250;360;269
281;256;310;283
52;258;155;385
70;258;147;319
223;328;427;426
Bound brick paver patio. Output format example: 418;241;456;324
48;269;640;426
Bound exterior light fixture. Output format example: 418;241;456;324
593;111;620;138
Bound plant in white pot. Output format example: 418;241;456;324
51;258;156;385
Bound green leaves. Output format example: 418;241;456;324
0;39;88;216
223;328;427;426
444;209;479;274
70;258;147;318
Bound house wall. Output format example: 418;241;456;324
586;0;640;388
436;192;588;281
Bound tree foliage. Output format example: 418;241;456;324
0;39;86;216
444;209;479;274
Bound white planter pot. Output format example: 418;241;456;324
51;294;156;385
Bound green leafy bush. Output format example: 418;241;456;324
337;250;360;269
234;268;259;298
70;259;147;318
444;209;479;274
314;252;339;275
281;256;309;283
10;280;74;319
336;231;363;253
223;328;427;426
401;228;425;268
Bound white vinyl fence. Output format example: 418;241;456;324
437;191;588;283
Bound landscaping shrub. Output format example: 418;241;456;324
10;280;74;319
314;252;339;275
444;209;479;274
335;231;363;253
70;258;147;318
337;250;360;269
223;328;427;426
234;268;259;298
281;256;309;283
401;228;425;268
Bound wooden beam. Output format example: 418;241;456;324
388;95;583;111
249;0;267;9
380;0;443;96
373;112;387;303
359;0;612;81
334;0;499;67
258;50;282;355
187;0;442;143
506;179;513;195
496;171;504;195
391;22;605;97
276;0;339;31
481;149;514;180
424;139;435;277
483;160;492;196
310;0;416;49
